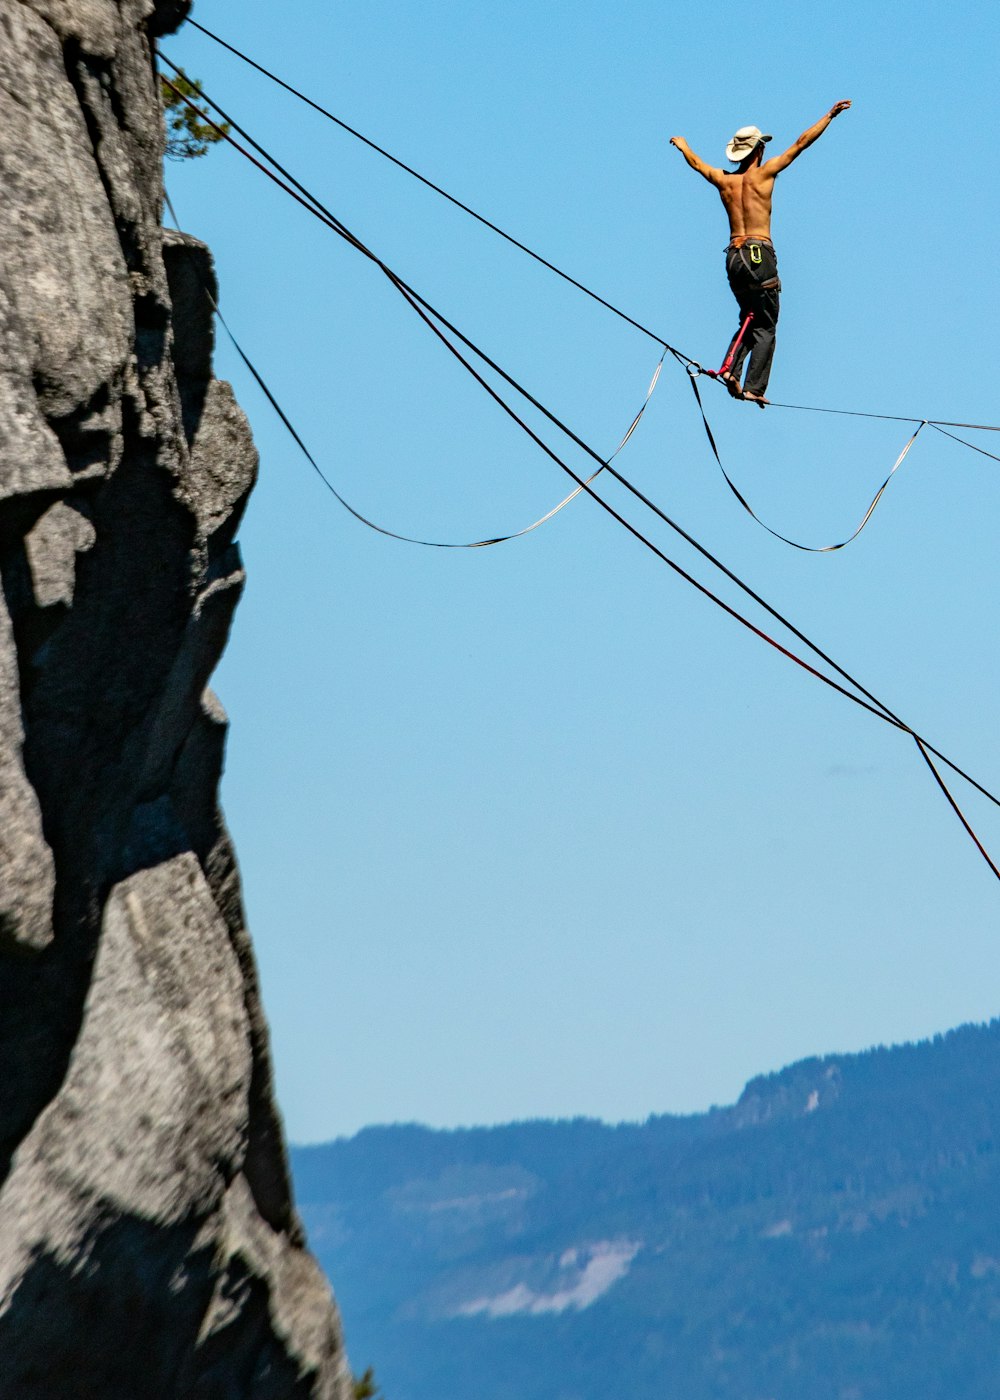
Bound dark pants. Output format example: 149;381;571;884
724;241;781;396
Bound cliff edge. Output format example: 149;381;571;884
0;3;351;1395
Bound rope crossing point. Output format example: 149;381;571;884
158;67;1000;887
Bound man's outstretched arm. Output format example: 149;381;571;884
669;136;723;186
765;100;852;174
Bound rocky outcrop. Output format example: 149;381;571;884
0;3;351;1395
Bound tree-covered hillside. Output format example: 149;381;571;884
293;1021;1000;1400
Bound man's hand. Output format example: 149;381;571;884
669;136;722;186
767;100;852;173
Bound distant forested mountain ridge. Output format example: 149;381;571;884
292;1021;1000;1400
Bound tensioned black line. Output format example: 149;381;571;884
769;400;922;425
930;423;1000;466
158;66;1000;833
932;418;1000;432
914;738;1000;882
179;23;1000;441
183;18;691;365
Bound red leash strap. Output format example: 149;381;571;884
717;313;753;378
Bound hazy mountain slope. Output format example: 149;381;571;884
294;1021;1000;1400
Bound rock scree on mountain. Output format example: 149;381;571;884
0;2;352;1395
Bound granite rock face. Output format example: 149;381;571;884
0;3;352;1395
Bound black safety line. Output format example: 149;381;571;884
686;371;929;551
158;68;1000;842
183;19;693;366
765;400;923;426
931;418;1000;432
930;423;1000;466
914;737;1000;883
769;401;1000;437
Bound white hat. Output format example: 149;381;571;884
726;125;773;164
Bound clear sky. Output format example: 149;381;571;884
164;0;1000;1143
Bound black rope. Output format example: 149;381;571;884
914;737;1000;883
930;422;1000;466
765;399;923;426
183;19;692;365
158;65;1000;836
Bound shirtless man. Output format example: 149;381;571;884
670;102;851;406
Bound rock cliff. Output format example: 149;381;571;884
0;3;351;1395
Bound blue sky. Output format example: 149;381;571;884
164;0;1000;1142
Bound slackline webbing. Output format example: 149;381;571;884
158;67;1000;882
166;201;667;551
687;371;929;552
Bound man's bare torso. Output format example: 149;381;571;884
718;165;776;241
670;102;852;244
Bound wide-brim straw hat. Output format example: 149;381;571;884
726;125;773;164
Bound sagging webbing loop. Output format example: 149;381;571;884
165;185;666;551
230;305;666;550
686;370;929;552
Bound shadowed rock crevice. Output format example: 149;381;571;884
0;3;350;1395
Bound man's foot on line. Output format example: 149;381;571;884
721;371;744;400
742;391;768;409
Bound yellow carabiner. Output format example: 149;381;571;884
749;242;762;265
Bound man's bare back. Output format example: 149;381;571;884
670;102;851;242
717;164;777;242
